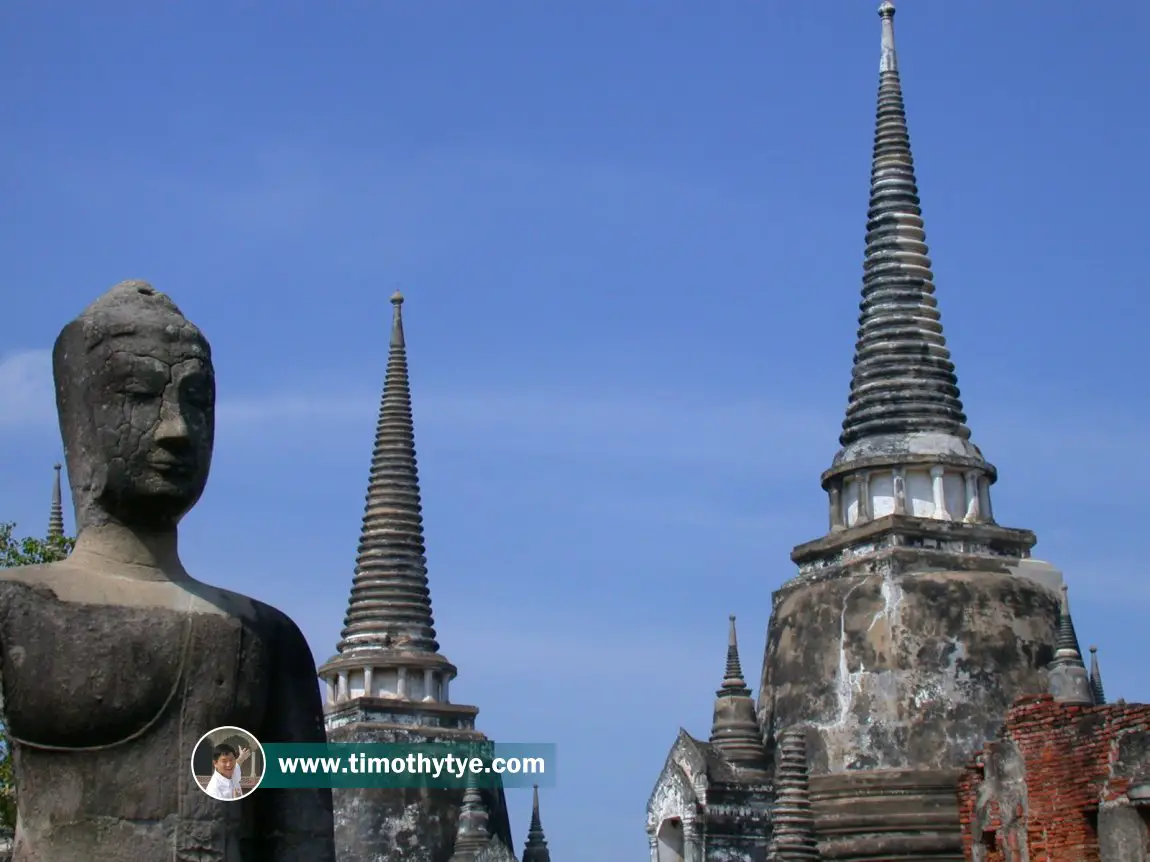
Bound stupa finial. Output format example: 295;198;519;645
878;1;897;72
48;463;65;540
1089;645;1107;705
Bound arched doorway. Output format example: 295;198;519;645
656;817;685;862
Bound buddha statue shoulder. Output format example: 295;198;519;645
0;281;336;861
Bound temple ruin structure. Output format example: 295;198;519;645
317;292;519;862
646;3;1078;859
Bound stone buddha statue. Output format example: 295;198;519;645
0;281;336;861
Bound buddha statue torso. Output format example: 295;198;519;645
0;569;306;860
0;281;335;861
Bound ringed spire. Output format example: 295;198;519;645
335;289;440;654
838;0;972;449
48;463;65;540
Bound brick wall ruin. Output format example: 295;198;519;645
958;693;1150;862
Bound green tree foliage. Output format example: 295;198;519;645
0;523;75;830
0;523;75;568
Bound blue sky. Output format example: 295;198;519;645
2;2;1148;859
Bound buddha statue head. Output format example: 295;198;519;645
53;280;215;532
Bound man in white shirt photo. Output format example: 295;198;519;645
203;743;253;801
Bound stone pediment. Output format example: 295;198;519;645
473;836;518;862
647;728;774;835
647;730;704;829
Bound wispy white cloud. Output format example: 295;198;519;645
214;386;830;479
0;349;53;430
215;392;372;425
7;346;1148;496
0;345;824;478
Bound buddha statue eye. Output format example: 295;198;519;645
121;384;162;400
180;379;212;408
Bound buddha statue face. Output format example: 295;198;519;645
53;281;216;532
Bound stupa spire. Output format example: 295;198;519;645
317;293;516;862
1089;646;1106;705
721;614;750;695
813;0;1005;538
335;290;440;655
450;774;492;860
47;463;64;539
522;785;551;862
839;0;970;449
1054;585;1084;662
709;615;768;767
1047;585;1093;705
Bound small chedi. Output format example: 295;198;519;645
648;616;772;859
0;281;336;860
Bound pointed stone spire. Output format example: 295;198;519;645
767;727;820;861
1054;585;1084;662
1047;585;1092;705
47;463;64;539
840;0;970;448
1089;646;1107;706
715;616;749;701
709;616;768;768
450;774;493;860
722;614;747;692
522;785;551;862
318;296;516;862
818;0;999;535
336;290;442;655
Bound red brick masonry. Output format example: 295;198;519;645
958;694;1150;861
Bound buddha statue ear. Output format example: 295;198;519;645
53;324;101;532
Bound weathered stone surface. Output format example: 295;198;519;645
473;837;517;862
790;515;1038;577
761;567;1059;776
0;280;335;861
328;721;513;862
767;727;819;861
811;769;963;860
647;730;772;862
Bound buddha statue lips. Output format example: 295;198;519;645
0;281;336;862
